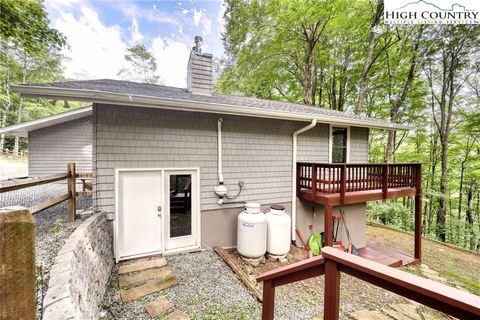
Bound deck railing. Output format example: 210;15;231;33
257;247;480;320
297;162;422;203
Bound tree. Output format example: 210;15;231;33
0;0;67;152
423;25;479;241
118;45;159;84
0;0;66;54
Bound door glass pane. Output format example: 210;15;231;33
332;127;347;163
169;174;192;238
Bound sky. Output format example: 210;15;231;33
45;0;226;88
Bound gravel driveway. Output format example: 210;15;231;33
0;184;92;317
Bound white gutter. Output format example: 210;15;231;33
11;85;413;131
291;119;317;242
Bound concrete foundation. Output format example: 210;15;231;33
200;200;366;249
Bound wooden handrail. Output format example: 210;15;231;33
0;173;69;193
257;248;480;320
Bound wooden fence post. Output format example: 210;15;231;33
67;163;76;221
0;206;36;320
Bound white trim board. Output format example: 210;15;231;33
0;106;92;137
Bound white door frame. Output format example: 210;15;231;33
114;167;201;262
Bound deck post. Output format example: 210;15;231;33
340;164;346;204
324;259;340;320
324;204;333;246
312;164;317;198
261;280;275;320
67;163;76;222
414;164;422;262
382;164;388;200
296;163;301;197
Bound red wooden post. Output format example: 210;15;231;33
382;164;388;200
324;259;340;320
414;164;422;262
324;204;333;246
296;163;301;197
312;164;317;198
339;164;346;204
262;280;275;320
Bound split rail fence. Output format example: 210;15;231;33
0;163;92;221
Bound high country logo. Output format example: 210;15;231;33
384;0;480;24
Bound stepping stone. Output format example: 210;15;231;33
390;303;422;319
166;310;190;320
382;308;419;320
119;266;172;287
121;276;179;302
119;258;167;274
350;310;391;320
144;296;173;318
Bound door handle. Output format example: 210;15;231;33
157;205;162;217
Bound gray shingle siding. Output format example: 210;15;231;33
297;124;329;162
28;116;92;176
93;104;370;215
349;126;369;163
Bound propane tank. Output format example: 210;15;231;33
237;203;267;258
266;204;291;256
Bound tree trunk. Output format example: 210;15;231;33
384;26;424;162
465;180;475;250
355;0;383;114
14;51;28;155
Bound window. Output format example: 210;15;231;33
331;127;347;163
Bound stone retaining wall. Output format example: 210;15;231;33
43;212;113;319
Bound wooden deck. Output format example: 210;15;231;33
359;241;417;267
296;162;423;263
298;186;417;206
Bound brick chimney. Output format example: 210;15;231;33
187;36;213;95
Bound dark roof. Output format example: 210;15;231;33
13;79;410;130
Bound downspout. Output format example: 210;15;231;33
214;118;228;204
292;119;317;243
217;118;224;183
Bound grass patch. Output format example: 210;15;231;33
440;270;480;295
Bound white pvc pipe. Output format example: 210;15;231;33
217;118;224;183
291;119;317;242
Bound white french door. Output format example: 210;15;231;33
115;168;200;261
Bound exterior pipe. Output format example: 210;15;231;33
218;118;224;183
291;119;317;242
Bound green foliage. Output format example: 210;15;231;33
0;0;67;54
118;44;159;84
49;218;64;238
367;201;414;231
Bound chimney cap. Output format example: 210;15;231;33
194;36;203;53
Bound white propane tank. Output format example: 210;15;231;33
237;203;267;258
266;204;291;256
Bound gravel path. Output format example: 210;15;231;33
0;184;92;318
101;250;261;319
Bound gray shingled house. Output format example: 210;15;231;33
0;106;93;177
7;37;419;263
